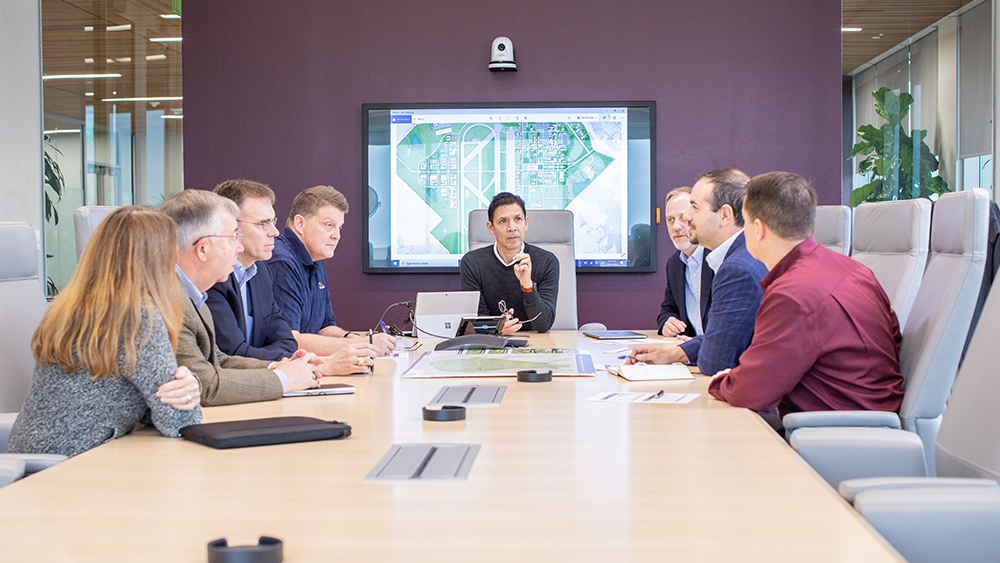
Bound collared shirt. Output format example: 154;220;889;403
267;226;337;334
708;237;903;416
679;246;705;335
178;265;288;391
233;260;258;342
706;229;744;273
493;242;525;267
176;265;207;310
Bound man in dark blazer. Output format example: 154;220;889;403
207;180;378;375
634;169;768;375
657;186;713;337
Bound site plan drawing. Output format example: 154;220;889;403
388;108;629;267
401;349;597;379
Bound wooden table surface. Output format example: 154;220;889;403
0;331;903;562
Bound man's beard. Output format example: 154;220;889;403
672;236;692;251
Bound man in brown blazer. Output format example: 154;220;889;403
161;190;321;406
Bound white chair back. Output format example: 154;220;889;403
897;189;988;474
814;205;852;255
0;223;47;413
73;206;117;259
852;198;931;329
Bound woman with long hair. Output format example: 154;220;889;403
8;206;202;457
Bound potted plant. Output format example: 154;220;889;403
849;86;949;206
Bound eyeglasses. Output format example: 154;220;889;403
193;232;243;246
238;217;278;231
498;300;542;324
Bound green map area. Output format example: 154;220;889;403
395;121;616;253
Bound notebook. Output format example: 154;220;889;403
412;291;481;338
607;364;694;381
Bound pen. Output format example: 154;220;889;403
368;329;375;374
617;355;638;361
379;320;388;333
643;390;665;402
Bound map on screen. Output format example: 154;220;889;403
388;108;628;267
362;102;656;273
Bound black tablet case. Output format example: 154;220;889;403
180;416;351;449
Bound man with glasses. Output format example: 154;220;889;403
206;180;378;375
161;189;322;406
266;185;397;357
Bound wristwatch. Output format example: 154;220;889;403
521;282;535;293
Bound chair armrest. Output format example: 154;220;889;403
853;486;1000;563
0;412;18;453
0;457;26;488
840;477;999;504
782;410;900;439
2;454;67;474
789;427;927;488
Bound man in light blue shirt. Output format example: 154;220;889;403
161;189;322;406
658;187;713;337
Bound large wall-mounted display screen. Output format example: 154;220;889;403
363;101;656;273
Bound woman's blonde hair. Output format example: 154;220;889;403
32;206;185;378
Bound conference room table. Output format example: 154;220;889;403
0;331;904;562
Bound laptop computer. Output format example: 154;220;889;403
413;291;481;338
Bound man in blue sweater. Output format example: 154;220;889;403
633;169;768;374
460;192;559;334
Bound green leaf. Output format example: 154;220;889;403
899;141;914;177
898;92;914;122
874;87;903;127
857;124;883;147
850;141;874;158
850;179;882;207
858;155;877;176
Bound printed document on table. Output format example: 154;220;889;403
587;391;699;404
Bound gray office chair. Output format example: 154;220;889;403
813;205;852;255
786;189;990;486
833;241;1000;563
0;222;68;486
851;198;931;330
468;209;578;330
73;205;117;259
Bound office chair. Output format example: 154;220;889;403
73;205;117;259
0;222;68;486
813;205;852;256
785;189;990;485
850;198;931;330
833;243;1000;563
468;209;578;330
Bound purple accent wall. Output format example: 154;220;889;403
183;0;842;331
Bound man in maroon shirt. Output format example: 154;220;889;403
708;171;904;417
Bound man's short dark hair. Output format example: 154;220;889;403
743;171;816;240
487;192;527;223
698;168;750;227
213;179;275;207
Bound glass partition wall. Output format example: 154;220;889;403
41;0;183;295
849;0;993;205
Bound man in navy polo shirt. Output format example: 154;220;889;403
267;185;396;357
